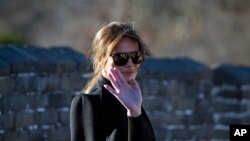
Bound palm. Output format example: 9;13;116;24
104;68;142;117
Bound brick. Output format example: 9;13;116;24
242;90;250;99
150;114;186;126
27;94;48;109
0;58;11;75
214;64;250;86
198;79;213;95
211;129;228;139
3;130;28;141
193;126;213;140
143;96;169;112
48;93;72;108
217;116;241;125
0;45;37;73
2;93;27;112
0;76;13;94
13;73;38;92
152;127;169;141
58;110;70;126
163;81;187;98
60;73;85;91
217;89;242;100
15;111;34;128
141;78;160;96
35;110;57;125
212;99;240;113
37;74;60;92
187;114;213;125
0;113;14;129
194;98;212;114
241;114;250;124
170;129;193;140
0;134;3;141
184;79;205;97
29;130;45;141
172;98;195;111
47;127;70;141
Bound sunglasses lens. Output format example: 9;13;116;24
131;52;143;64
112;53;129;66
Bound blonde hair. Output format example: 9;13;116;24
83;21;151;93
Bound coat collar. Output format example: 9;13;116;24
88;75;112;96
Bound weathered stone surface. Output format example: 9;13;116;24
15;111;34;128
0;113;14;129
35;110;58;125
0;45;250;141
214;64;250;86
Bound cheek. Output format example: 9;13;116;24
135;64;141;70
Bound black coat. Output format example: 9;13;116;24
70;76;156;141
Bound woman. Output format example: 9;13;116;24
70;21;155;141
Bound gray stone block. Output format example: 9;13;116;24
58;110;69;126
60;73;85;91
0;45;38;73
48;92;72;108
47;127;70;141
2;93;28;112
34;110;57;125
28;94;48;109
36;74;60;92
0;76;13;94
214;64;250;86
15;111;34;128
0;113;14;129
3;130;28;141
0;58;11;75
29;130;45;141
13;74;38;92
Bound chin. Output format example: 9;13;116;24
124;74;137;82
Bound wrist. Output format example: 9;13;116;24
127;108;141;117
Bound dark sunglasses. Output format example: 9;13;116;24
110;51;144;66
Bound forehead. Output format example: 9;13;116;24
113;37;139;53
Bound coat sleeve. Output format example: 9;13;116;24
70;95;102;141
128;108;156;141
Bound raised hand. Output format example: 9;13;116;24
103;67;142;117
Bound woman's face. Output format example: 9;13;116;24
103;37;141;82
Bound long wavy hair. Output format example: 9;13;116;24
83;21;151;94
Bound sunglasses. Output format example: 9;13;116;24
110;51;144;66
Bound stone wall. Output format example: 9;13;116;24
0;45;250;141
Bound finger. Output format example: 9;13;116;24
110;68;123;87
103;84;119;95
128;78;139;89
113;67;128;86
108;71;120;92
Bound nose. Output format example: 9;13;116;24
126;58;134;66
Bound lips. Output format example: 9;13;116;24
122;71;135;75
